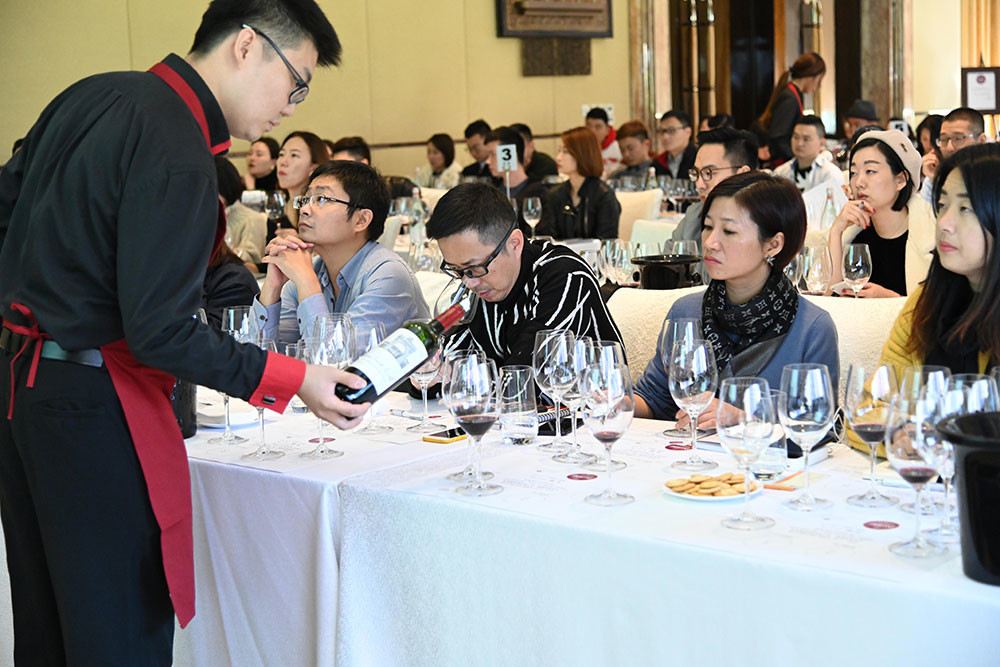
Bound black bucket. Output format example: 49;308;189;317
936;412;1000;586
630;254;701;290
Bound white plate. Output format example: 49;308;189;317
663;476;763;502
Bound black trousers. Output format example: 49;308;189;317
0;350;174;666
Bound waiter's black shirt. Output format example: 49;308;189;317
0;54;268;399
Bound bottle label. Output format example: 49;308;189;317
351;328;428;395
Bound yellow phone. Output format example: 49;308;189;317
422;427;468;444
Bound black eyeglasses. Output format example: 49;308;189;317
293;194;360;211
243;24;309;105
440;221;517;279
688;165;741;182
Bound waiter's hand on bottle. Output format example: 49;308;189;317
298;365;371;429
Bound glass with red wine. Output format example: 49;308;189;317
448;356;502;497
844;363;899;508
581;362;635;506
884;396;948;558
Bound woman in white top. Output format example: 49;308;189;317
415;133;462;190
827;129;935;297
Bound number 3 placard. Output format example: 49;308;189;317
496;144;517;172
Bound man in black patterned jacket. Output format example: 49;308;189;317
427;183;625;368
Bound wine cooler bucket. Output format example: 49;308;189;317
937;412;1000;586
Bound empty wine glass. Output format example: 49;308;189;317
666;240;698;257
800;245;832;295
522;196;542;237
552;336;598;465
658;317;702;439
284;341;310;414
668;339;719;471
408;347;444;433
778;363;835;511
842;243;872;297
845;363;900;507
353;321;392;435
716;377;777;530
884;396;947;558
242;337;284;460
449;356;502;496
210;305;253;445
782;254;803;291
581;362;635;506
533;329;576;453
300;330;353;459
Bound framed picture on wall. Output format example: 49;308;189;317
496;0;613;39
961;67;1000;114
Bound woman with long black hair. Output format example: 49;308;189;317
754;52;826;167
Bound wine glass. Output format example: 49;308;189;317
242;337;284;460
716;377;777;530
666;240;698;257
264;190;287;221
752;389;789;480
583;340;629;472
782;254;803;291
667;339;719;471
407;347;444;433
658;317;702;438
844;363;900;507
924;374;999;544
300;329;353;459
443;350;495;483
353;321;392;435
581;362;635;506
552;337;598;465
449;356;502;496
498;365;539;445
284;341;310;414
778;363;835;511
522;196;542;237
313;313;353;349
842;243;872;297
209;305;253;444
532;329;576;453
884;396;948;558
898;365;952;515
800;245;832;295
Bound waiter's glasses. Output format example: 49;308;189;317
243;23;309;105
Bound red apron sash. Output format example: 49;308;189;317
100;339;195;627
787;83;804;113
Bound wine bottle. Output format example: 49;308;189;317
334;290;475;404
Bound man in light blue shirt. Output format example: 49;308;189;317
253;160;428;343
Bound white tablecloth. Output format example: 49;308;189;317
335;419;1000;666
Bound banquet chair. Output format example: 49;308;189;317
377;215;404;250
414;270;454;310
630;218;679;246
615;189;662;242
418;187;448;214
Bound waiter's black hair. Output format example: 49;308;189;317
308;160;389;241
190;0;342;67
427;183;516;246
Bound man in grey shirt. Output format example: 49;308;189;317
254;161;428;343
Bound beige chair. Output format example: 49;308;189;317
606;286;706;382
615;189;663;242
414;270;454;310
377;215;404;250
420;187;448;213
630;218;680;246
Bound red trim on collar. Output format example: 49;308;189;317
149;62;232;155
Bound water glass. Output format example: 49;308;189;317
499;365;539;445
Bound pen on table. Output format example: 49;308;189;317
764;470;802;492
388;409;423;421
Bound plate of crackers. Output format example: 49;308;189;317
663;473;761;501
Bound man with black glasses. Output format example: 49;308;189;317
427;183;623;369
919;107;990;203
0;1;366;663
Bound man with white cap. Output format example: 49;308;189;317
826;128;935;297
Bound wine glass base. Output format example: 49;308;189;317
585;491;635;506
356;423;394;435
456;481;503;497
847;490;899;508
242;448;284;460
308;436;336;444
446;468;494;483
889;539;948;559
585;458;626;472
209;433;248;445
672;458;718;472
552;450;598;465
300;447;344;459
900;500;944;515
784;495;832;511
923;525;961;545
722;513;775;531
406;421;443;433
537;440;571;454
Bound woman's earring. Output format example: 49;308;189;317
765;254;775;267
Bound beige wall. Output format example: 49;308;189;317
2;0;632;177
912;0;962;119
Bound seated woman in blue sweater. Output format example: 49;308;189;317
634;171;839;424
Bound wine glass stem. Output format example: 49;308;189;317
802;444;812;497
223;395;232;437
554;398;562;441
420;384;430;425
258;408;265;450
942;474;955;528
472;436;483;485
571;406;579;454
604;443;614;494
867;439;879;493
743;467;751;510
318;418;325;444
913;487;924;543
688;410;701;461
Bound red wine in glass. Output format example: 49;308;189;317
456;415;496;438
853;423;886;444
898;466;937;487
